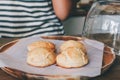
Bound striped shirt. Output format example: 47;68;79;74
0;0;64;38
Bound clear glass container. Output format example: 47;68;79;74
82;0;120;55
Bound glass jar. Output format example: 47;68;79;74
82;0;120;55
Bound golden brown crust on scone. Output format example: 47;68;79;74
56;47;88;68
27;47;56;67
27;41;55;51
27;40;88;68
60;40;86;53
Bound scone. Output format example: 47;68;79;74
27;47;56;67
27;41;55;51
60;40;86;53
56;47;88;68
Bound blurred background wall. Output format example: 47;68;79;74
63;17;85;35
63;0;95;35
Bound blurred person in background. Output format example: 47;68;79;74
0;0;78;38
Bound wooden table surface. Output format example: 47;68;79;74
0;38;120;80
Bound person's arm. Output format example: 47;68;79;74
52;0;72;21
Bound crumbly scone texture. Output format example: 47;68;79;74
56;47;88;68
60;40;86;53
27;47;56;67
27;40;55;51
57;40;88;68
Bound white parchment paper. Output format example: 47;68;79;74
0;36;104;77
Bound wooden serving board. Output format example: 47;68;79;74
0;36;116;80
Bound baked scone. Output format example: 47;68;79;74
60;40;86;53
27;47;56;67
56;47;88;68
27;41;55;51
